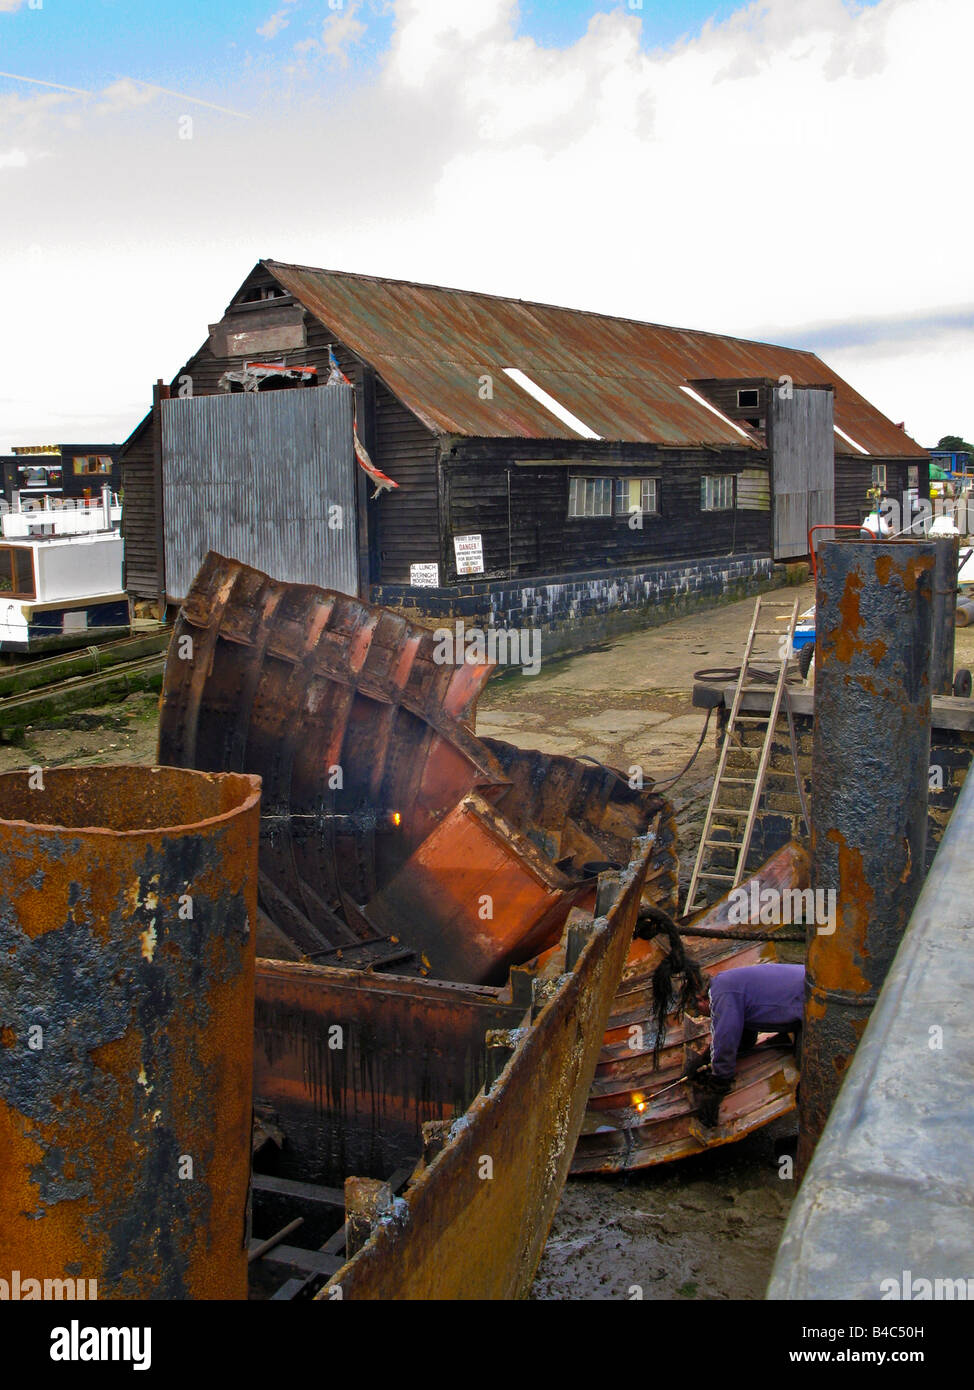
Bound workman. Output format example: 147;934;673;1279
685;963;805;1127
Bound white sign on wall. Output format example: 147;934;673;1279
453;533;484;575
410;562;440;587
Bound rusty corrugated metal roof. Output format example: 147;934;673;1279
262;260;926;458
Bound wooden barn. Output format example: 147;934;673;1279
120;260;927;651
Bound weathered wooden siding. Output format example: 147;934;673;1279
58;445;122;501
691;377;771;427
441;439;771;583
120;414;160;600
834;456;919;527
372;379;439;584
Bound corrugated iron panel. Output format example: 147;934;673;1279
161;387;358;602
771;386;836;559
262;260;927;459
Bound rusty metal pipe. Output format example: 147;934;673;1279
0;765;261;1299
799;541;935;1177
930;535;959;697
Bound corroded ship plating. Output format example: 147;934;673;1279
157;553;797;1296
158;553;678;1297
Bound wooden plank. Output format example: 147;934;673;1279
269;1277;307;1301
258;1244;344;1277
252;1172;346;1210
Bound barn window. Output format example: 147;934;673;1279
0;546;35;598
701;475;734;511
568;476;613;518
239;285;287;303
737;388;760;409
871;463;887;488
614;477;659;516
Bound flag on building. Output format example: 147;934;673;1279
326;348;400;497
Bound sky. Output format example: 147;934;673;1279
0;0;971;450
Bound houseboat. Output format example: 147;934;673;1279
0;498;129;654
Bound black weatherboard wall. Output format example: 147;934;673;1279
119;259;927;648
437;438;770;582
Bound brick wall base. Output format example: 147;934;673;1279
371;553;780;661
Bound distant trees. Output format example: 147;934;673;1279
937;434;974;457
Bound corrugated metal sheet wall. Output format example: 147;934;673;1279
161;386;358;601
770;387;835;559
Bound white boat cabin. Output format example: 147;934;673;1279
0;531;129;654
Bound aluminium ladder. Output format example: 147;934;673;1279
683;594;801;916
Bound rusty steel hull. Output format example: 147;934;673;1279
0;765;260;1300
158;553;505;958
254;957;530;1185
572;843;806;1174
361;791;587;984
157;553;683;1296
158;553;678;978
311;847;650;1300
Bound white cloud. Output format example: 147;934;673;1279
94;79;159;115
0;1;28;12
0;147;29;169
369;0;972;442
322;2;367;67
0;0;971;448
292;0;367;67
258;6;294;40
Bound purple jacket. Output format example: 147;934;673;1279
709;963;805;1080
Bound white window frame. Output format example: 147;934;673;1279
737;388;760;409
701;474;735;511
614;476;660;517
568;476;614;518
871;463;887;488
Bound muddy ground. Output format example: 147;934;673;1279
531;1120;798;1301
6;587;972;1300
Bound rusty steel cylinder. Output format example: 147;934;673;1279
930;535;959;696
799;540;935;1176
0;765;261;1299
